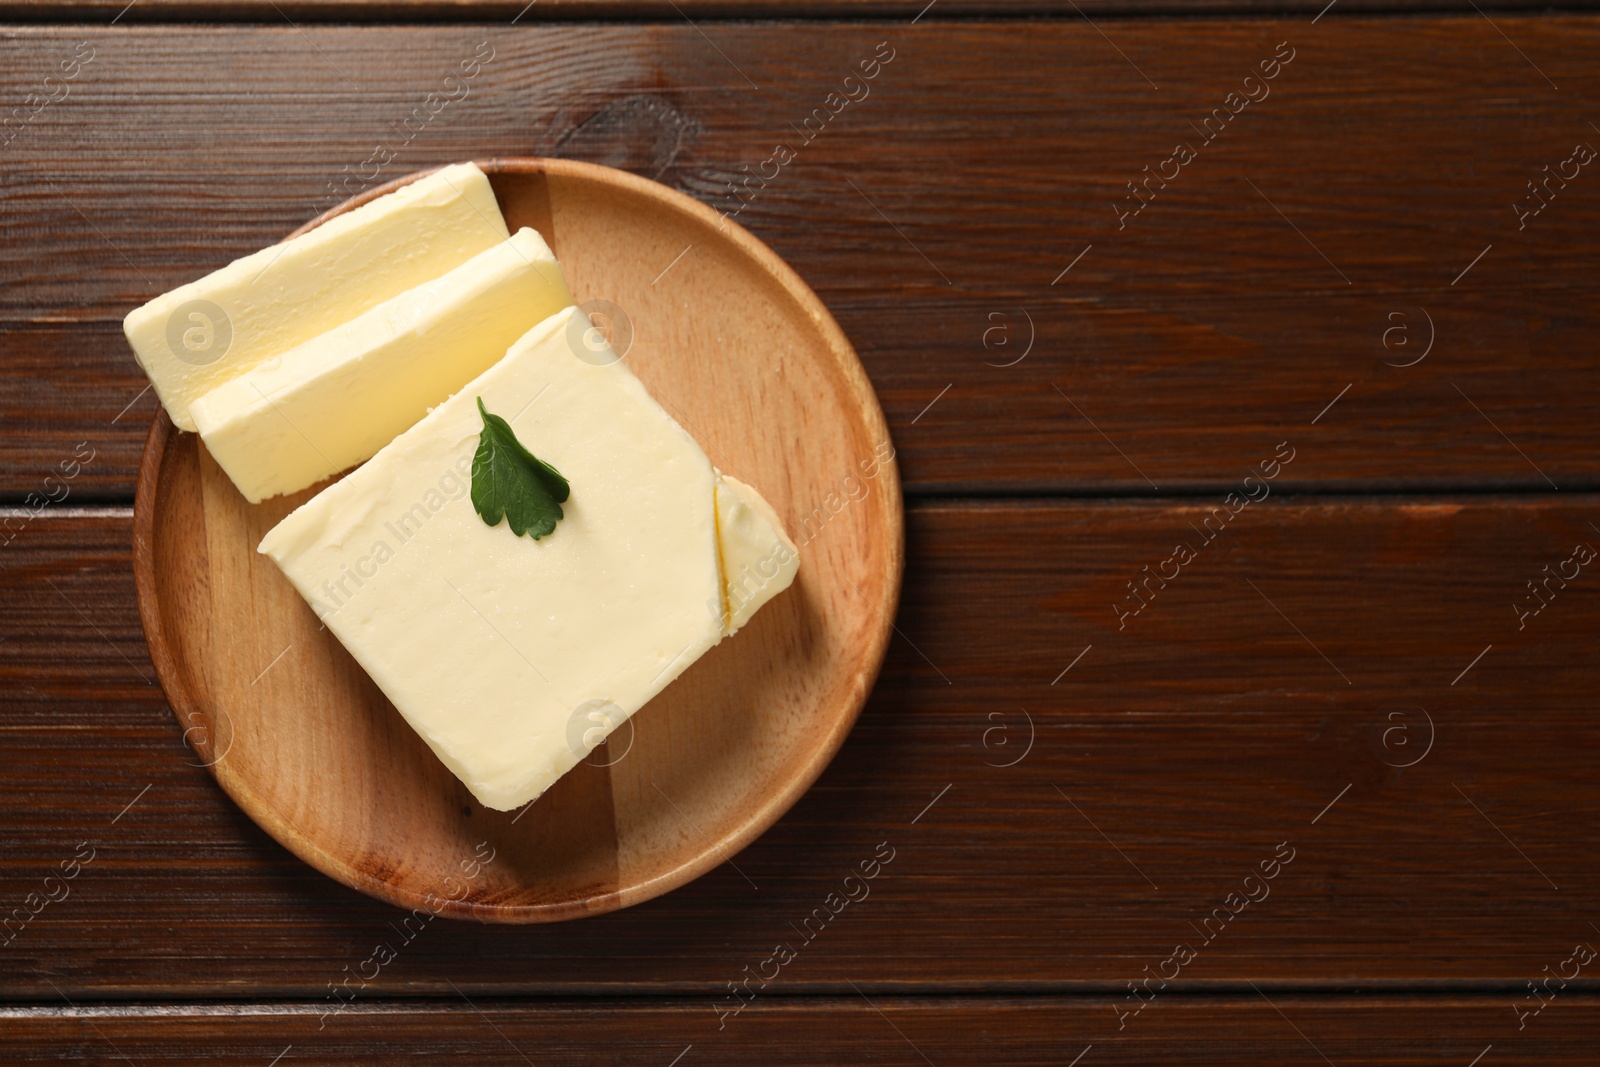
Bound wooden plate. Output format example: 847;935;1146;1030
132;159;902;922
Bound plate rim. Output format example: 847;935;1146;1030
132;156;905;923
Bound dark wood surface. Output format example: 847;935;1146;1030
4;502;1597;998
6;0;1600;18
3;6;1597;1063
3;997;1599;1064
5;21;1600;498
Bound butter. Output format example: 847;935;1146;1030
191;228;572;503
260;306;771;811
714;473;799;634
126;162;507;432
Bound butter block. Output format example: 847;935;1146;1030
191;228;573;503
259;306;730;811
126;162;508;432
714;473;799;634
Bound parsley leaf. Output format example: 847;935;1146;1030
470;397;570;540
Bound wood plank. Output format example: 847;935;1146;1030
3;501;1597;997
1;996;1596;1065
4;0;1597;21
3;21;1600;496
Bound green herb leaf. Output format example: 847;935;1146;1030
470;397;570;540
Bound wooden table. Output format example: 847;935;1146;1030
3;3;1598;1062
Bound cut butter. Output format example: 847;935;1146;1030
125;162;507;432
714;474;799;634
259;306;798;811
191;228;572;503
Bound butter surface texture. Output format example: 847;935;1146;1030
192;228;572;503
259;307;728;811
126;163;507;432
714;474;799;634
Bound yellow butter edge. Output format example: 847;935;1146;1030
712;471;800;636
187;230;567;502
122;163;503;430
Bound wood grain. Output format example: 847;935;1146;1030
4;21;1600;496
7;0;1600;23
5;500;1597;995
4;5;1598;1053
131;158;902;921
1;996;1597;1064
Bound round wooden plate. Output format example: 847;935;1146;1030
133;158;902;922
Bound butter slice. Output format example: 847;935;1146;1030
714;474;799;634
259;306;728;811
191;229;573;503
126;163;507;432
